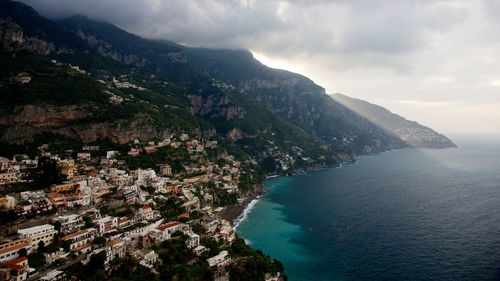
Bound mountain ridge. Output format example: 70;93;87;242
332;93;456;148
0;0;454;174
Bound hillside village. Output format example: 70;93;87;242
0;133;284;281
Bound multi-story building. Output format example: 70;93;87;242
61;228;97;255
52;214;84;234
0;157;10;171
186;233;200;249
138;205;155;221
151;221;183;242
160;164;172;176
58;160;75;179
39;270;66;281
135;249;158;268
17;224;57;250
106;239;126;262
50;183;80;194
96;216;118;235
0;256;30;281
0;172;18;185
0;239;31;263
207;250;232;272
77;153;91;162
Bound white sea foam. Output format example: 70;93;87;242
233;196;261;230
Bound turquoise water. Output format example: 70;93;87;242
237;135;500;281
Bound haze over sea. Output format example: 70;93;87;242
236;135;500;281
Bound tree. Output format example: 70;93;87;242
18;248;27;257
82;216;95;228
28;253;46;269
87;252;106;272
93;236;106;246
37;241;46;254
52;221;62;232
62;240;71;252
261;156;277;174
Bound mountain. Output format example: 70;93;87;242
332;93;456;148
182;48;409;155
0;0;454;173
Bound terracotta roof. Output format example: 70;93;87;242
109;239;123;246
118;217;129;223
62;229;90;241
157;221;181;231
178;213;189;218
4;256;28;266
0;241;29;255
4;263;22;271
72;243;92;252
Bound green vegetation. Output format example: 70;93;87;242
229;238;286;281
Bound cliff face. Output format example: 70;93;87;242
190;94;246;120
183;48;409;155
0;105;88;126
0;105;172;144
0;17;74;55
0;18;24;48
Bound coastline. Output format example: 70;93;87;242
219;163;347;228
218;193;262;227
219;147;417;230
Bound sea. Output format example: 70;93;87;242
236;135;500;281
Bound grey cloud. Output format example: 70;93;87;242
15;0;500;133
19;0;465;56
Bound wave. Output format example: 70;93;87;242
233;196;261;230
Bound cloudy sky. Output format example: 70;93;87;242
20;0;500;134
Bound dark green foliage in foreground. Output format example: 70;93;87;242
66;251;106;281
27;252;46;269
157;197;185;221
156;235;212;281
228;238;286;281
108;257;158;281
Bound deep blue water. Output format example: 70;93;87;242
237;135;500;281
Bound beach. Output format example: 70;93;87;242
218;193;261;227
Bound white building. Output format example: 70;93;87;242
39;270;66;281
138;205;155;221
0;239;31;263
160;164;172;176
106;151;119;159
62;228;96;255
106;239;126;263
207;250;231;268
151;221;183;242
0;157;10;171
186;233;200;249
17;224;57;250
0;256;30;281
193;245;208;256
96;216;119;234
52;214;84;234
135;249;158;268
77;153;91;161
137;168;157;184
